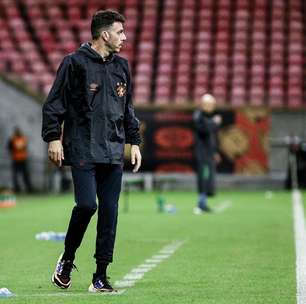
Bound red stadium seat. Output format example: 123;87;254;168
288;86;303;108
249;90;265;106
155;85;172;104
231;87;246;107
212;86;227;105
269;86;284;107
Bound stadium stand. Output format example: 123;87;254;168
0;0;305;107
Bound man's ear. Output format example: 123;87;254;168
101;31;109;41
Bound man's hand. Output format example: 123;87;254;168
213;115;222;125
48;140;64;167
214;153;222;164
131;145;141;173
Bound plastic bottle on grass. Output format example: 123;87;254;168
164;203;177;214
0;288;14;297
35;231;66;241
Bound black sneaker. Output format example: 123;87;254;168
202;206;212;213
51;254;76;289
88;276;116;293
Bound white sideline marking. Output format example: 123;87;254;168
137;263;156;269
123;273;144;280
15;240;185;298
115;280;135;288
114;240;185;290
213;200;232;213
131;268;151;274
292;189;306;304
145;258;162;263
160;250;175;254
152;254;170;259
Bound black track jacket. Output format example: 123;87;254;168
193;110;218;164
42;43;141;165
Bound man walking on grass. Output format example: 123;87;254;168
42;10;141;292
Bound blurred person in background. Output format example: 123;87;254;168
193;94;222;214
7;126;33;193
42;10;141;293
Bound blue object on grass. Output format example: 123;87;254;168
35;231;66;241
164;203;177;214
0;288;14;298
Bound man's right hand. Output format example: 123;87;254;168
48;140;64;167
213;115;222;125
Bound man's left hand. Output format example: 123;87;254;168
131;145;142;173
214;153;222;164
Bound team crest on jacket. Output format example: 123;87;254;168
116;82;127;97
89;83;99;92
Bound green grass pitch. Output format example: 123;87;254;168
0;190;303;304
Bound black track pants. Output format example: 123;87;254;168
64;163;122;263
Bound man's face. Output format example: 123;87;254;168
200;94;216;113
105;21;126;53
201;100;216;113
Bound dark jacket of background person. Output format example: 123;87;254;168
42;42;141;165
7;128;33;192
193;110;219;163
193;110;219;196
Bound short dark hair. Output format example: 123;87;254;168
91;10;125;40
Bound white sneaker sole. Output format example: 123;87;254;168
88;283;97;292
193;207;203;215
88;283;114;293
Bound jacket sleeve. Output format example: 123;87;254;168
41;56;72;143
123;61;141;145
193;110;218;137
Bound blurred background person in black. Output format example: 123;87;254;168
193;94;222;214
